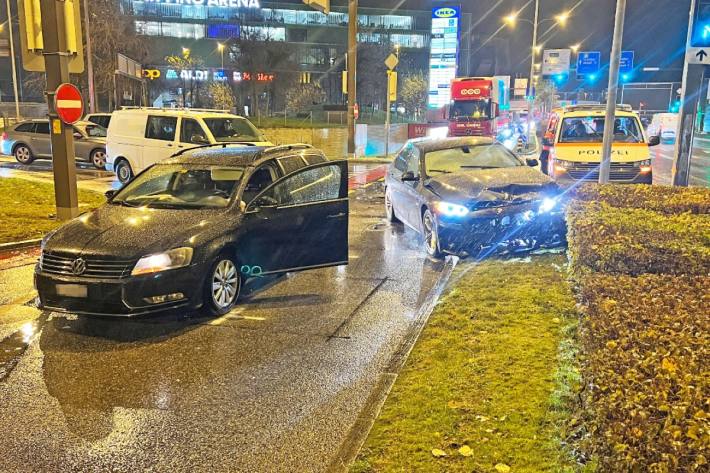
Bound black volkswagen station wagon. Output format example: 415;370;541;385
35;144;349;317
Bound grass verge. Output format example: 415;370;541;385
0;177;104;244
352;254;585;473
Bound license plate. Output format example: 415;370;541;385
55;284;88;298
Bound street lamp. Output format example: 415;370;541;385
570;43;581;53
182;47;190;59
217;43;225;70
503;3;572;146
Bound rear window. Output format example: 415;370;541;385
14;123;34;132
34;122;50;134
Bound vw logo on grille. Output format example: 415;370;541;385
71;258;87;276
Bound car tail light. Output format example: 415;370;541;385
1;132;7;142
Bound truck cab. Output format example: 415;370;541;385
447;78;500;137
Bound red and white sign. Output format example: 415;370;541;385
450;79;491;101
54;83;84;125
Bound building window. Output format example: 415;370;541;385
135;21;206;39
207;23;240;39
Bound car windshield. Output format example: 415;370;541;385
203;117;264;142
559;116;643;143
450;100;492;120
112;164;244;209
425;144;523;174
82;124;107;138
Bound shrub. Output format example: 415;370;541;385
570;184;710;215
577;273;709;472
566;201;710;277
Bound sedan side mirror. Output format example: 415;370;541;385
104;189;117;200
73;132;83;140
401;171;419;182
648;135;661;147
526;158;540;167
190;134;209;145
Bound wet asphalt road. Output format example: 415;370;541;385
0;178;453;472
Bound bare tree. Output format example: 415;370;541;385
165;49;205;107
400;71;428;120
285;83;326;112
207;82;236;110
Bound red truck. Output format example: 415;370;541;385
448;77;504;138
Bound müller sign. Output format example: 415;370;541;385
143;0;260;7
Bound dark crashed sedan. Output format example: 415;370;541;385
384;137;566;257
36;144;349;317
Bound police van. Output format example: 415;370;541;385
540;104;660;184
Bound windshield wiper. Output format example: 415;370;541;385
113;200;139;207
460;165;500;169
428;169;452;174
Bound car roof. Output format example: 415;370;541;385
161;144;324;167
410;136;496;153
113;108;245;119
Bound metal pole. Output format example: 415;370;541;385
526;0;539;148
385;70;391;157
41;0;79;220
672;0;699;186
347;0;358;157
83;0;96;113
5;0;20;120
599;0;627;184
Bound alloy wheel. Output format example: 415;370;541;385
92;150;106;169
423;210;439;256
15;146;31;164
211;259;239;309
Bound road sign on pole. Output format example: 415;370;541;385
619;50;635;73
385;53;399;71
577;51;601;74
687;46;710;64
54;83;84;124
17;0;84;73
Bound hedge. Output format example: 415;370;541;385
577;273;709;472
570;183;710;215
566;201;710;277
567;184;710;472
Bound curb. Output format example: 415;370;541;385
0;238;42;254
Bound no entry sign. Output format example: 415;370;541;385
54;83;84;125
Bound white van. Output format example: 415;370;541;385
106;108;272;183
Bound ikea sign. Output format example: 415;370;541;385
143;0;260;7
432;6;459;19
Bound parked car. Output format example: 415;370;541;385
35;144;348;317
384;137;566;257
647;112;678;144
0;119;108;169
84;112;112;129
106;108;273;183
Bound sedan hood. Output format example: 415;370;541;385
425;166;557;204
43;205;225;259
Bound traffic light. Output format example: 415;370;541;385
692;0;710;47
553;73;568;85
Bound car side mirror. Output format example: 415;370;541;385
648;135;660;147
104;189;117;200
73;132;83;140
401;171;419;182
246;195;278;212
526;158;539;167
190;134;209;145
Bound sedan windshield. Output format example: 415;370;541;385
112;164;244;209
559;116;643;143
203;117;264;142
425;144;523;174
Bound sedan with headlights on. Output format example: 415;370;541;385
35;144;349;317
384;137;566;257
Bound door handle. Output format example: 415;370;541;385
327;212;346;219
167;143;173;147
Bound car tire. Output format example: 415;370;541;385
115;159;133;184
90;148;107;170
384;188;400;223
422;208;443;258
14;144;34;164
203;255;241;316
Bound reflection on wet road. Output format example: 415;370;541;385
0;180;453;472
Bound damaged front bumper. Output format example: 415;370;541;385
435;200;567;254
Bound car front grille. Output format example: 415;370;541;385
566;162;640;181
40;251;135;279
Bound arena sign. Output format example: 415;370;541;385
143;0;260;7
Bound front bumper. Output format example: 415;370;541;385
551;160;652;185
436;201;567;254
35;263;208;317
